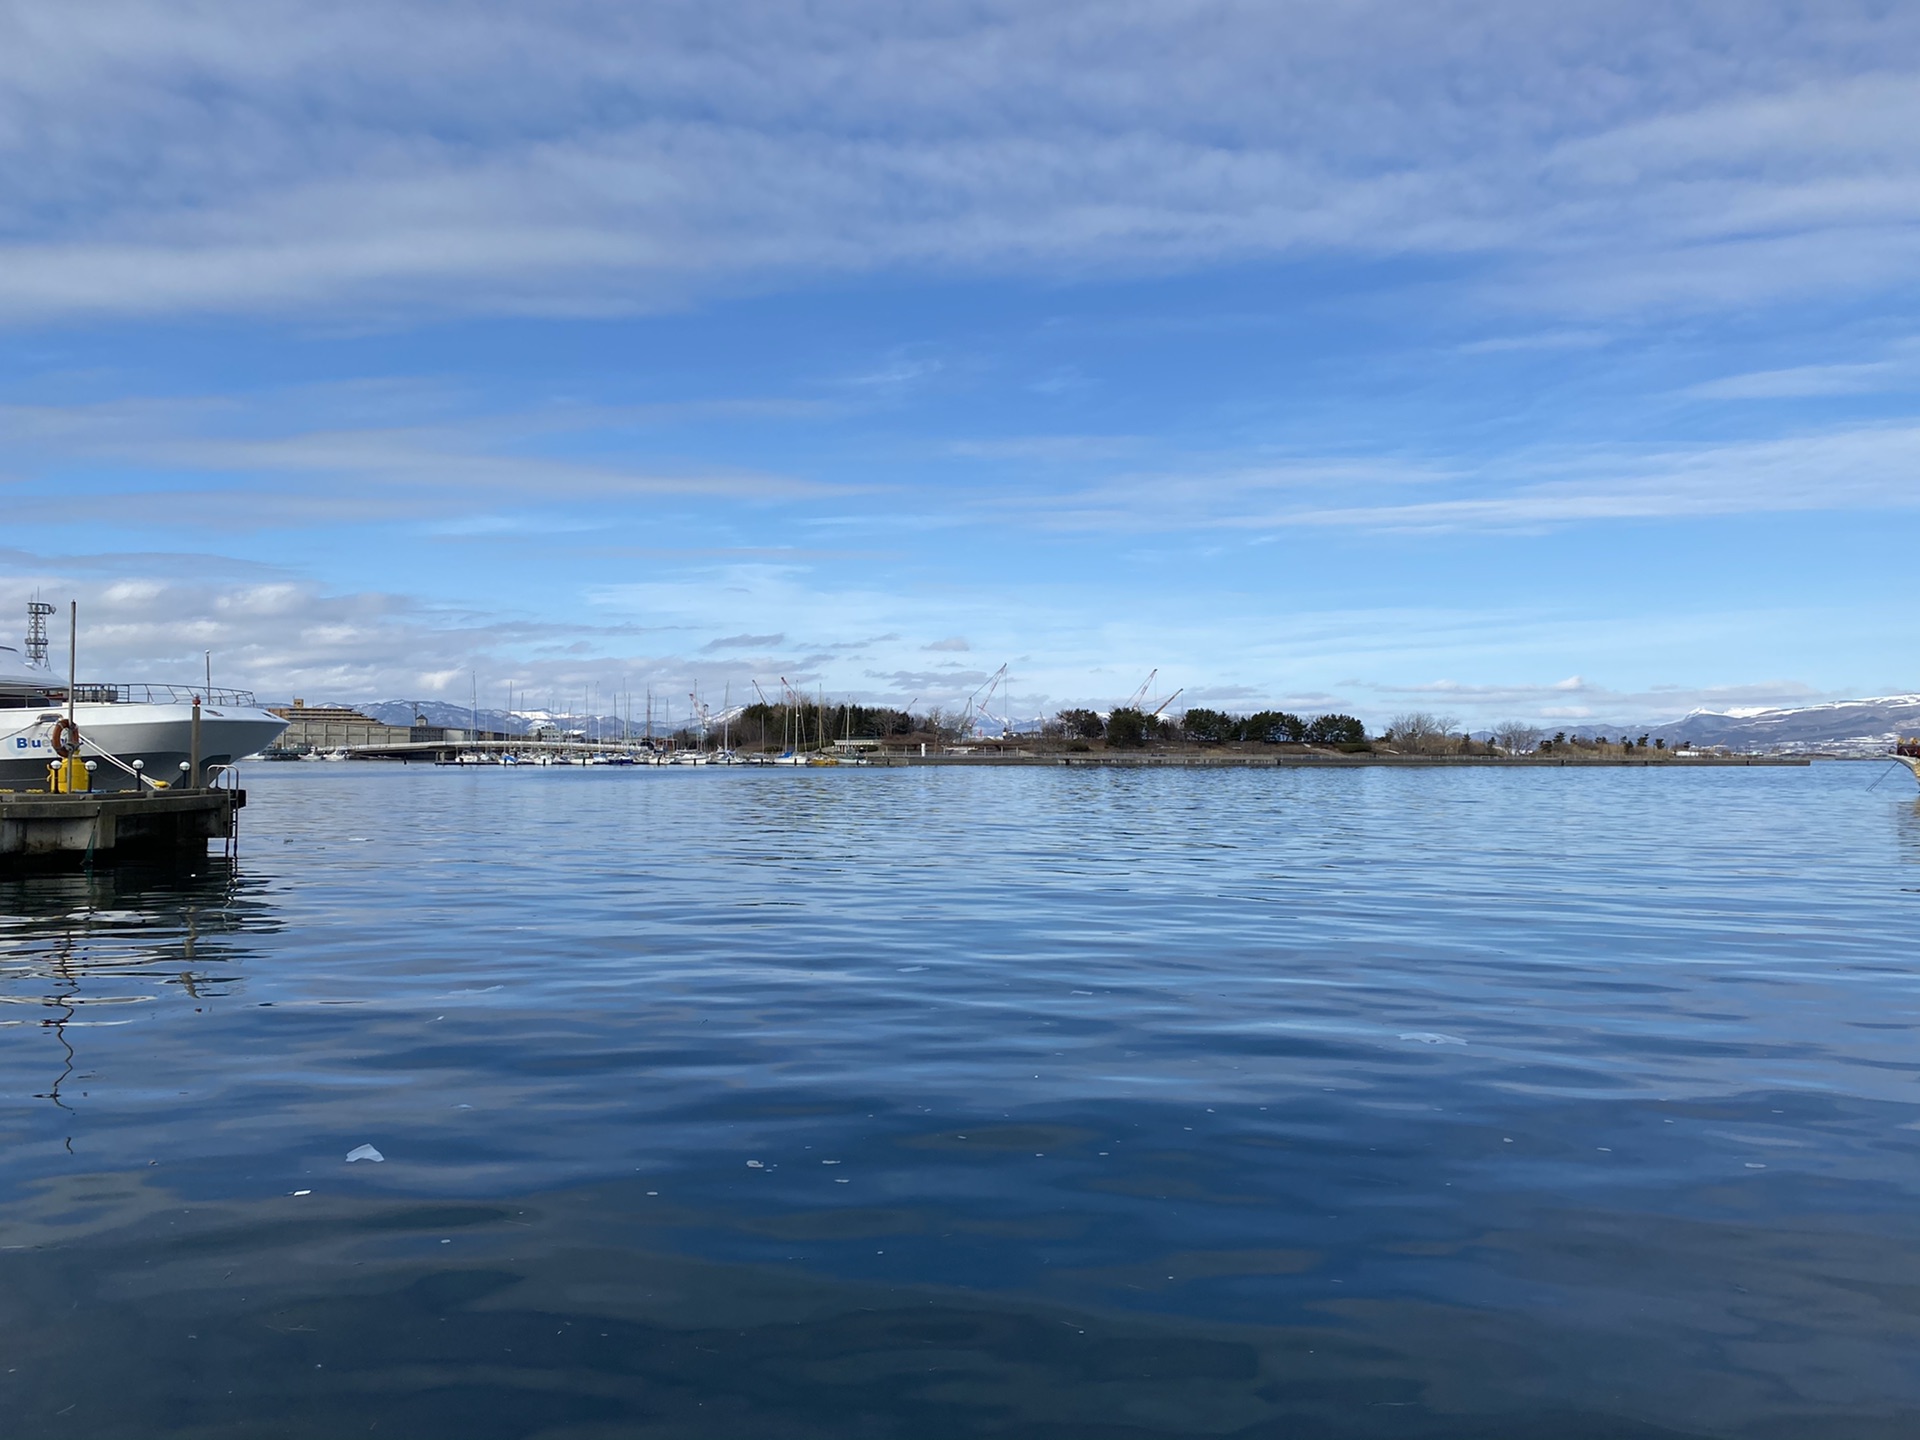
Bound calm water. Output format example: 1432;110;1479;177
4;763;1920;1437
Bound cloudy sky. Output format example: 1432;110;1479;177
4;1;1917;726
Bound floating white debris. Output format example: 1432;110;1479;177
291;1189;311;1197
345;1144;384;1163
745;1159;764;1169
1399;1032;1466;1045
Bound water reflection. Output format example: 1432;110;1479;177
4;765;1920;1437
5;1167;1920;1439
0;860;276;1145
1892;792;1920;870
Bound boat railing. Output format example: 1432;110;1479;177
72;682;261;707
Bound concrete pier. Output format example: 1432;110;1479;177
0;787;244;867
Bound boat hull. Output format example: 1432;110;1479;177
0;702;288;791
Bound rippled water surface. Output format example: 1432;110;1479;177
4;763;1920;1437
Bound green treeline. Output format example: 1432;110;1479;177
1176;708;1367;747
1054;706;1367;749
690;701;1372;751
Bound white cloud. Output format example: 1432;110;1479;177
1457;330;1611;355
1;542;1894;730
2;3;1918;323
946;435;1142;461
0;392;855;535
1685;360;1911;399
1018;423;1920;534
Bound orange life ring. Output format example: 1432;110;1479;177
49;716;80;759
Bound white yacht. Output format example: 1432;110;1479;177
0;618;288;791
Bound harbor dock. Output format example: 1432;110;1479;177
0;787;244;868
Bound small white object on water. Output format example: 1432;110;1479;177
1399;1032;1466;1045
746;1159;764;1168
291;1189;311;1197
346;1144;384;1163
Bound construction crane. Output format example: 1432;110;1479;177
978;669;1015;737
1148;686;1184;718
961;664;1010;738
1120;669;1158;712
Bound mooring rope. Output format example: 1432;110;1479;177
78;736;154;787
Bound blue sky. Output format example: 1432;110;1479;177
4;1;1918;727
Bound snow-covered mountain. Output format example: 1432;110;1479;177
356;700;642;738
1638;695;1920;755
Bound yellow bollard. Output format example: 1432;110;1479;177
47;756;90;793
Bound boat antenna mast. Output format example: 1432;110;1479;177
26;599;53;670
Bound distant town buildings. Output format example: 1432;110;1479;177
266;700;507;754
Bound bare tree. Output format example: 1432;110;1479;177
1384;712;1458;754
1491;722;1543;755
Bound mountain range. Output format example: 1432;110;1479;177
1624;695;1920;756
358;700;622;738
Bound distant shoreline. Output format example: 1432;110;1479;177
268;750;1815;770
